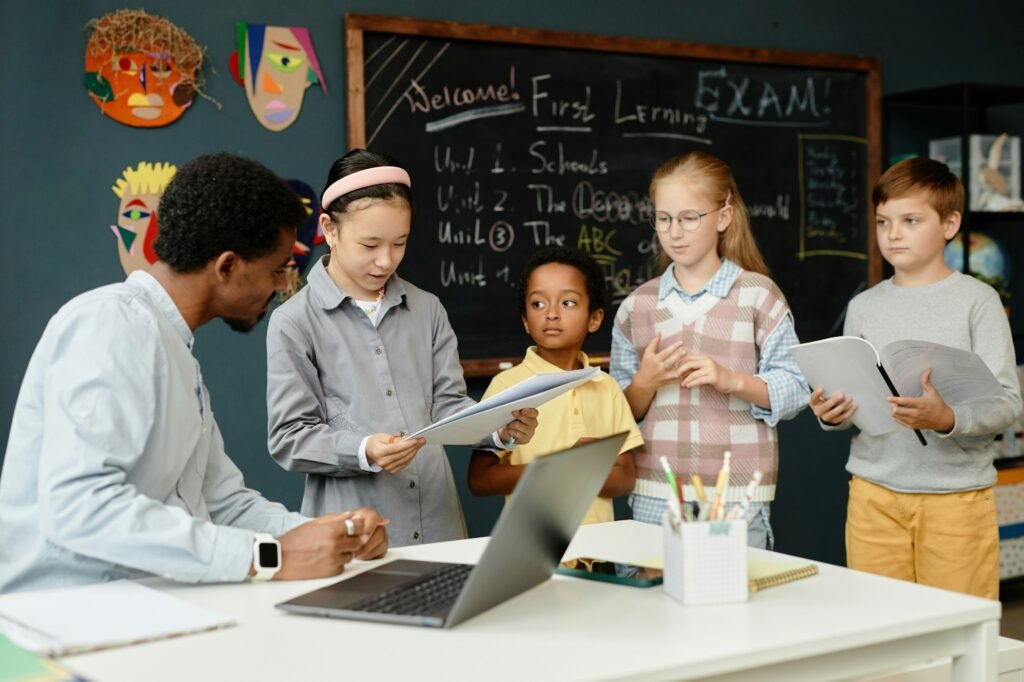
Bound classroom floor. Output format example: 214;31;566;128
1002;580;1024;639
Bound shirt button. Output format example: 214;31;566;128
386;389;393;396
413;531;420;540
409;480;416;488
375;347;383;355
574;409;579;415
399;431;406;437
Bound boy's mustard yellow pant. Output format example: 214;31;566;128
846;476;999;600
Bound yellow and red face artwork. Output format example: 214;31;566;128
110;162;177;275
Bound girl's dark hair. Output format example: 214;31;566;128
322;148;412;217
517;247;607;317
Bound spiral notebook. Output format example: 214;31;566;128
0;581;234;657
634;555;819;594
747;559;819;592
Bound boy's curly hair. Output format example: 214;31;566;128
517;247;607;317
154;153;305;272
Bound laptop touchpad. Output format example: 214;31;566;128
298;560;456;608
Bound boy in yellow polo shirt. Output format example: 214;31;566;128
468;247;643;524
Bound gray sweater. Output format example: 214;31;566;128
829;271;1021;492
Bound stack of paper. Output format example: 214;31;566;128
0;581;234;657
408;366;601;444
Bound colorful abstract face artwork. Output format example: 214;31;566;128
230;23;326;132
280;180;325;300
84;10;204;127
110;162;177;275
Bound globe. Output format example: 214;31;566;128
944;231;1011;284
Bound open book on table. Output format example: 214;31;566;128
791;337;1003;440
407;366;601;445
0;580;234;657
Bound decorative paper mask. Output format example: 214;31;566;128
110;162;177;275
230;23;326;132
280;180;325;300
84;10;204;127
286;179;321;272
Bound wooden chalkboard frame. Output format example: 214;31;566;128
345;13;882;377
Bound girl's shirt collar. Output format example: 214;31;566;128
658;259;740;301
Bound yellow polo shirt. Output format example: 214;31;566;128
482;347;644;524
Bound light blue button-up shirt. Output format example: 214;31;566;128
610;260;809;426
0;271;306;593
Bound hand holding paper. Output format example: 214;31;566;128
407;366;600;445
809;386;858;425
367;433;426;473
886;368;956;432
497;407;539;448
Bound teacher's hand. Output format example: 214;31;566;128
273;514;380;580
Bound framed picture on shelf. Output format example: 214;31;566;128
930;134;1023;212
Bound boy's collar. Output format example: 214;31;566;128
523;346;604;380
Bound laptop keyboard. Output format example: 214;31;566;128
347;563;473;617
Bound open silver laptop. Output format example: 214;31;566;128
276;432;627;628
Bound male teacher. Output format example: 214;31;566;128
0;153;388;593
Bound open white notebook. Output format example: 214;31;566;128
791;336;1003;437
0;580;234;657
408;366;601;445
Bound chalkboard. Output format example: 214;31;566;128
346;14;881;375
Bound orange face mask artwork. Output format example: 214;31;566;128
84;10;205;128
110;162;177;275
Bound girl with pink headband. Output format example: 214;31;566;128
609;151;809;548
265;149;538;546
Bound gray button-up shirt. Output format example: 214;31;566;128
266;256;476;545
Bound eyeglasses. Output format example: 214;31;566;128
649;205;726;233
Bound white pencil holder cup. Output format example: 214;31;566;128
662;514;748;606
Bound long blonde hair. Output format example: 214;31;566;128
650;151;769;276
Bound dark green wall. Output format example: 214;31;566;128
3;0;1023;566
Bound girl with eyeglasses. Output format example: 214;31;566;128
609;151;809;548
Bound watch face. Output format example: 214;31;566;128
258;542;280;568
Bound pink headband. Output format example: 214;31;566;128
321;166;411;210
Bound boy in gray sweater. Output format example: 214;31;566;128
810;158;1021;599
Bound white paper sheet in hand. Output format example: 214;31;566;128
790;337;897;436
408;366;601;445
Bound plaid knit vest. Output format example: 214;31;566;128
615;271;790;502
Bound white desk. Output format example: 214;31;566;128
64;521;999;682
